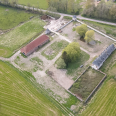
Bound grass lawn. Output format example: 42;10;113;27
82;20;116;38
69;67;105;101
17;0;48;9
0;5;37;30
41;40;69;60
0;60;65;116
0;17;45;57
81;79;116;116
66;51;90;76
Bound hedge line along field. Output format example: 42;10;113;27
0;5;37;30
17;0;48;9
0;17;45;57
0;60;64;116
81;79;116;116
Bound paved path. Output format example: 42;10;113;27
16;4;116;26
77;15;116;26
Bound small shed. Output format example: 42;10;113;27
45;28;51;35
92;44;115;70
72;15;77;21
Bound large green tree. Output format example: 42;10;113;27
62;42;80;64
76;24;88;38
84;30;95;43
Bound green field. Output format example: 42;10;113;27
0;60;65;116
81;79;116;116
18;0;48;9
0;5;37;30
0;17;45;57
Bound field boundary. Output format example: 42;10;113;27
68;66;107;103
84;69;107;103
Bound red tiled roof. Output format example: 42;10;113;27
21;35;49;55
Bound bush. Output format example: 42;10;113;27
56;58;66;69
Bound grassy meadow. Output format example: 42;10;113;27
81;79;116;116
0;60;65;116
0;17;45;57
0;5;37;30
17;0;48;9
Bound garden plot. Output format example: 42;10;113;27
41;39;69;60
61;22;113;54
69;67;105;101
0;17;45;57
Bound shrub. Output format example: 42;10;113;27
56;58;66;69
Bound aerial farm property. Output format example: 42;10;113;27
0;2;116;116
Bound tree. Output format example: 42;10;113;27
62;42;81;64
62;51;69;67
76;24;88;38
84;30;95;43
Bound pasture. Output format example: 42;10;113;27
0;61;64;116
82;20;116;39
69;67;105;101
0;17;45;57
0;5;37;30
81;79;116;116
17;0;48;9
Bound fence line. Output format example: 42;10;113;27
84;69;107;103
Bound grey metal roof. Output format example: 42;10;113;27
106;44;115;55
45;28;51;34
73;15;76;18
92;44;115;69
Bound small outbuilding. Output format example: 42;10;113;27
92;44;115;70
21;35;50;56
45;28;51;35
72;15;77;21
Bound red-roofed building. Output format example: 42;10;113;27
21;35;49;56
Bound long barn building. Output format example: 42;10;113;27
92;44;115;70
21;35;49;56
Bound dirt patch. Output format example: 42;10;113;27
44;48;55;56
49;65;74;90
33;71;70;104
